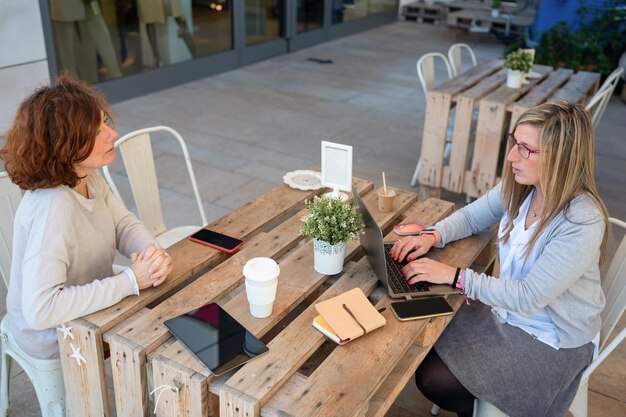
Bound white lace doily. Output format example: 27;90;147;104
283;170;322;190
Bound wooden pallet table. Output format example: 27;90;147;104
140;189;497;417
105;179;375;417
402;1;444;24
446;8;535;37
58;180;363;417
417;59;601;198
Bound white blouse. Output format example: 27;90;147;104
493;189;561;349
493;189;599;355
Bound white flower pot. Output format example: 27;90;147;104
491;8;500;18
313;239;346;275
506;69;524;89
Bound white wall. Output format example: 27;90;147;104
0;1;50;135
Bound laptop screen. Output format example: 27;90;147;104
352;187;389;291
164;303;268;375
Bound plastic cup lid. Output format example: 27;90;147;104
243;257;280;281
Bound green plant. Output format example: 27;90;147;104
535;2;626;77
504;49;533;72
300;196;365;245
490;0;502;9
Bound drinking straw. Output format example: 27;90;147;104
382;172;387;195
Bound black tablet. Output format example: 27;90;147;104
164;302;268;375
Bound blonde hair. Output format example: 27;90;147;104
500;101;609;262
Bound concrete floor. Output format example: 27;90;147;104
2;20;626;417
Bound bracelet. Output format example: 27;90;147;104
451;267;461;288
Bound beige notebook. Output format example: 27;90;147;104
314;288;386;342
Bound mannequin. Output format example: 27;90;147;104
50;0;123;82
137;0;196;67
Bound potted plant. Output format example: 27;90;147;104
300;195;365;274
504;49;533;88
490;0;502;18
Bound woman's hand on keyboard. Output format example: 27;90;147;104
389;234;436;263
401;258;456;286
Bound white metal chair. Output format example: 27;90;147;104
585;67;624;130
0;172;66;417
102;126;208;248
412;53;454;187
416;52;453;102
448;43;477;77
468;217;626;417
0;173;22;284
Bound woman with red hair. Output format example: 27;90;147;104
0;75;173;361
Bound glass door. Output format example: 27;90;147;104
240;0;330;63
239;0;287;64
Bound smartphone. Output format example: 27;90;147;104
390;297;454;321
189;229;244;253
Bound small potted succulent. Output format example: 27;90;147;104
490;0;502;18
300;195;364;275
504;49;533;89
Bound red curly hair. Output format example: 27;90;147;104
0;75;111;190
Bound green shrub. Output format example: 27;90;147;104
536;2;626;77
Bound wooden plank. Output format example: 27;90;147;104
417;92;452;187
549;71;601;104
151;355;210;417
510;68;573;125
464;98;508;198
437;60;502;96
267;295;429;417
481;65;552;104
442;69;506;192
59;320;109;417
260;373;308;417
365;295;466;417
106;180;374;417
397;197;455;224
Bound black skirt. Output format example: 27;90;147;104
434;301;594;417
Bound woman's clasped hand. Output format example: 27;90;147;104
131;244;173;289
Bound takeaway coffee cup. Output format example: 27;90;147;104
378;188;397;212
243;257;280;318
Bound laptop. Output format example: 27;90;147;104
352;187;460;300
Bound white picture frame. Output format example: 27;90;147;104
320;141;353;194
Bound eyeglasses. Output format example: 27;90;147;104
507;133;540;159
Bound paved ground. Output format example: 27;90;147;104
2;20;625;417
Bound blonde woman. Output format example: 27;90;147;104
390;101;608;417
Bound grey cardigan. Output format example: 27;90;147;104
432;183;605;348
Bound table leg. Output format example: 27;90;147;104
108;335;149;417
417;92;453;187
59;319;110;417
466;100;507;197
151;354;211;416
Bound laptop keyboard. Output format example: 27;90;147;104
383;244;429;295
